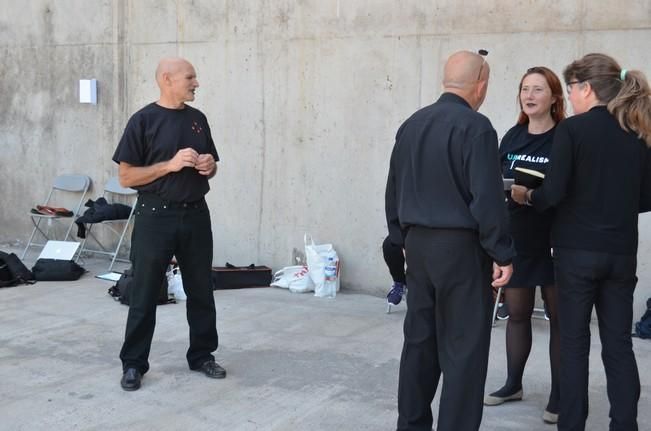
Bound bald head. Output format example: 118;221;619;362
443;51;489;89
441;50;490;110
155;57;193;86
154;57;199;108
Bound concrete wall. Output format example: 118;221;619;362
1;0;650;308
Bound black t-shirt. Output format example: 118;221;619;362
499;124;555;256
112;103;219;202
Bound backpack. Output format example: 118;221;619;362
108;267;174;305
0;251;35;287
32;258;85;281
633;298;651;339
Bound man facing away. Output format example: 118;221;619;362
114;57;225;391
385;50;515;430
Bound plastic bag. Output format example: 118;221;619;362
304;234;340;298
270;265;314;293
167;266;186;300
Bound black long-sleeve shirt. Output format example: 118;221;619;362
531;106;651;254
385;93;515;265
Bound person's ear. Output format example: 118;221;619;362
162;72;172;86
477;79;488;98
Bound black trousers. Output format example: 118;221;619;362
120;194;218;374
383;235;406;284
397;227;493;431
554;248;640;431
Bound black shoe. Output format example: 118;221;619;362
120;368;142;391
194;360;226;379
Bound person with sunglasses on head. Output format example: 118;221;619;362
512;53;651;431
484;66;565;425
386;49;514;431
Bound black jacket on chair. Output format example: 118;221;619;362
75;198;132;238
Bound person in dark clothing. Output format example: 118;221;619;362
512;53;651;431
114;57;226;391
383;235;406;307
386;50;515;431
484;66;565;425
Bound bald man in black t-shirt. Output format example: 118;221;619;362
113;57;225;391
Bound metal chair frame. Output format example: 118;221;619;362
22;174;91;259
75;177;137;272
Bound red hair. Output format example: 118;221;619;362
517;66;566;125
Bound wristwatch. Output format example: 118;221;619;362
524;189;533;206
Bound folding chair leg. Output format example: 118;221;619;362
63;221;76;241
22;217;51;259
533;306;546;320
75;236;89;263
21;226;39;259
491;286;503;327
109;233;128;272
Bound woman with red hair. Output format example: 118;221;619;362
484;66;566;425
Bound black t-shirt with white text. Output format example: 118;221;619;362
499;124;555;256
112;103;219;202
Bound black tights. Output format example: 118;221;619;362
382;236;406;284
494;285;560;412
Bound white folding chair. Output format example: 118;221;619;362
75;177;137;271
22;174;91;259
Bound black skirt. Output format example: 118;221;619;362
504;252;554;288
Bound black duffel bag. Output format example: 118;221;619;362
32;258;86;281
211;263;272;290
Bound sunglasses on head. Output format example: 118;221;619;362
477;49;489;81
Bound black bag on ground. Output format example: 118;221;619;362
211;263;272;290
0;251;35;287
32;258;85;281
108;267;173;305
633;298;651;339
0;260;16;287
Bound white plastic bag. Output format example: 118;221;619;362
304;234;340;298
270;265;314;293
167;267;186;300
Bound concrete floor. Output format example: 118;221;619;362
1;250;649;431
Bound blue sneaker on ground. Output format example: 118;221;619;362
387;282;406;306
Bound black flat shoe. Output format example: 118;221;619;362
194;360;226;379
120;368;142;391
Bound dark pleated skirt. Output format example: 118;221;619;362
504;252;554;288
